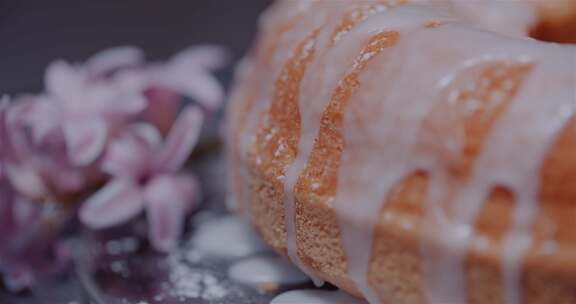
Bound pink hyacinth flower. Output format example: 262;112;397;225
79;106;203;252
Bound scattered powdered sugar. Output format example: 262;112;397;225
105;237;140;255
162;250;229;301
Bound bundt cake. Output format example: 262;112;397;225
226;1;576;303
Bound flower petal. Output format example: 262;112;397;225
144;174;197;252
37;159;85;193
147;47;226;110
64;117;108;166
113;69;148;95
80;179;144;229
101;123;159;177
171;45;228;71
31;120;59;145
45;60;84;108
154;105;203;172
172;72;224;110
86;46;144;78
88;82;147;115
5;163;48;200
26;97;62;144
131;122;162;147
12;196;40;227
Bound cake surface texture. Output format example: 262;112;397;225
225;1;576;303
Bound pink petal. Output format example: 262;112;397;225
80;179;144;229
113;69;148;94
37;159;85;193
4;99;38;160
171;72;224;110
131;123;161;147
5;163;48;200
88;82;146;115
12;196;39;225
154;105;203;172
171;45;228;71
147;48;226;110
64;117;108;166
45;60;84;108
144;174;197;252
102;123;159;177
27;98;61;144
86;46;144;78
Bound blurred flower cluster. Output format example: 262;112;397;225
0;46;227;291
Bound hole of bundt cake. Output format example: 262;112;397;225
529;18;576;44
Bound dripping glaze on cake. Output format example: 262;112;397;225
225;0;576;303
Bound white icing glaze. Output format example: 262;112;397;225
228;256;309;287
271;289;366;304
477;49;574;304
229;1;576;303
191;215;266;258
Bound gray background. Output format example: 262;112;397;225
0;0;270;94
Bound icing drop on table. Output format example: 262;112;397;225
191;215;266;258
228;256;309;287
271;289;366;304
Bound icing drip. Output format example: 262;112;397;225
332;8;457;303
231;0;325;216
287;6;455;301
421;56;535;304
493;52;575;304
280;1;404;287
419;36;575;303
271;30;324;284
330;31;401;304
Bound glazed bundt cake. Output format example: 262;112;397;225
226;1;576;303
